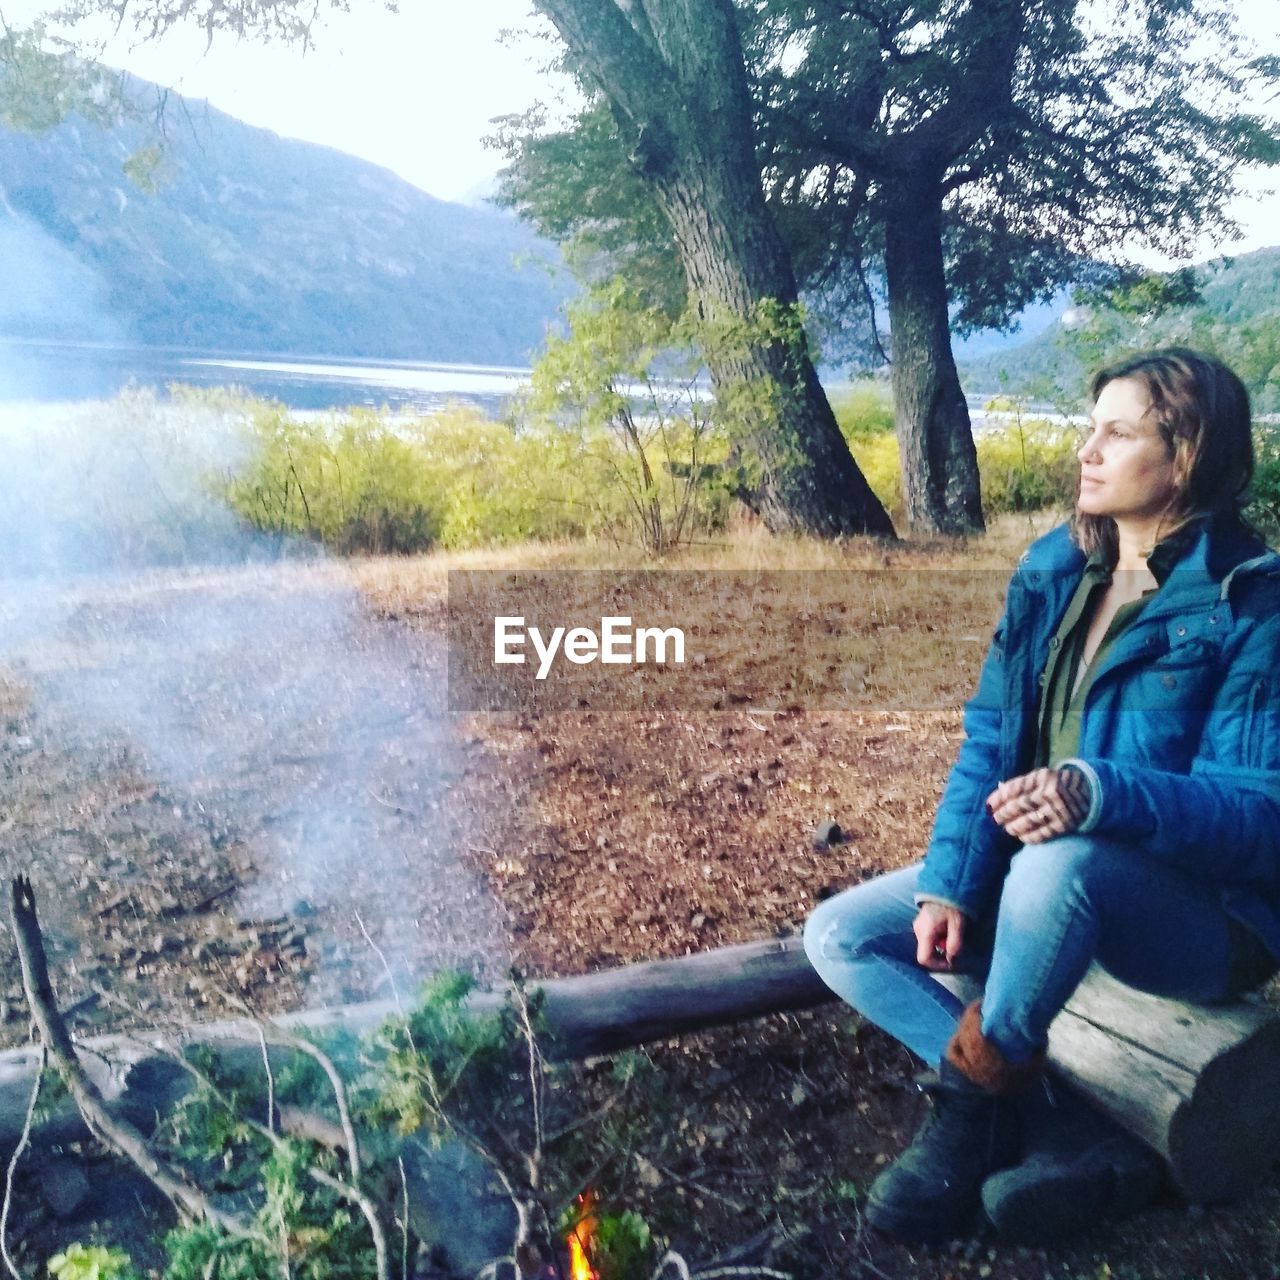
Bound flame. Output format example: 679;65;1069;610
566;1190;598;1280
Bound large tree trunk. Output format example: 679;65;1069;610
884;185;985;535
535;0;895;538
653;148;894;536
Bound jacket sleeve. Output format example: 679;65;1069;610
1062;609;1280;887
915;605;1019;917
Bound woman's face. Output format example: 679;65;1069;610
1076;377;1181;525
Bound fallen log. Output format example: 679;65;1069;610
1;935;1276;1203
1048;966;1280;1204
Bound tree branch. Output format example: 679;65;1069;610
307;1166;390;1280
9;875;257;1239
890;0;1027;170
535;0;671;128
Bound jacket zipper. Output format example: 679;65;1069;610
1245;678;1267;768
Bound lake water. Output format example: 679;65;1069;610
0;339;532;416
0;337;1064;432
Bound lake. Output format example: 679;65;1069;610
0;339;532;416
0;337;1060;430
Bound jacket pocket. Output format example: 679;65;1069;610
1245;678;1267;768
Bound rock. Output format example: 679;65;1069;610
811;819;844;849
40;1157;92;1219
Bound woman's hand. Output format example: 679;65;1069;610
913;901;965;971
986;766;1091;844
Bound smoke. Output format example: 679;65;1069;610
0;391;254;579
0;213;129;349
0;389;505;1003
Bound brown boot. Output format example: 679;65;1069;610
866;1002;1043;1243
946;1001;1045;1095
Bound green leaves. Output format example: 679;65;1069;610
528;278;731;553
0;21;123;133
47;1244;139;1280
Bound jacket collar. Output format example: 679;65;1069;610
1140;513;1277;619
1018;516;1276;610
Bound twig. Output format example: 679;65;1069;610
366;787;421;820
136;1034;390;1280
651;1252;692;1280
356;913;417;1059
355;913;402;1017
9;875;255;1239
308;1166;390;1280
649;1160;748;1214
277;1203;291;1280
396;1156;410;1280
217;988;363;1183
0;1044;43;1280
512;981;544;1176
473;1259;517;1280
269;1034;362;1181
254;1019;275;1135
691;1270;792;1280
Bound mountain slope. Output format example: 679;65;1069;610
961;247;1280;406
0;82;569;364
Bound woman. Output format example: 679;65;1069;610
804;347;1280;1243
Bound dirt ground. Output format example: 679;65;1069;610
3;527;1280;1278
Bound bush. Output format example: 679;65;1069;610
1248;422;1280;546
830;383;895;440
528;278;732;554
976;417;1081;516
221;404;442;554
0;388;250;575
846;432;902;514
838;411;1080;521
220;402;606;554
838;405;1280;539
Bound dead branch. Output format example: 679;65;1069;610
395;1157;410;1280
9;875;256;1240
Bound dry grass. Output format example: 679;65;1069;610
349;508;1065;617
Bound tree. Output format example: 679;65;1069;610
527;0;895;537
501;0;1280;534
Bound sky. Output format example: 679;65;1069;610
3;0;1280;258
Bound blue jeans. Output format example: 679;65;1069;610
803;835;1250;1068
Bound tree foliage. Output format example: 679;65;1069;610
499;0;1280;360
0;17;121;130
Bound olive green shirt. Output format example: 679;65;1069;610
1035;527;1200;768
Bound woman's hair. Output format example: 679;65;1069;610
1072;346;1255;558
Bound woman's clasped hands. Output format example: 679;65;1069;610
986;766;1091;844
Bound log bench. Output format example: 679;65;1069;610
1;936;1277;1204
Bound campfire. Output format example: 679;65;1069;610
565;1189;599;1280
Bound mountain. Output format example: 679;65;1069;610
0;81;570;365
960;247;1280;408
950;289;1073;361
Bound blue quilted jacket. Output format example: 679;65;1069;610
915;515;1280;958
